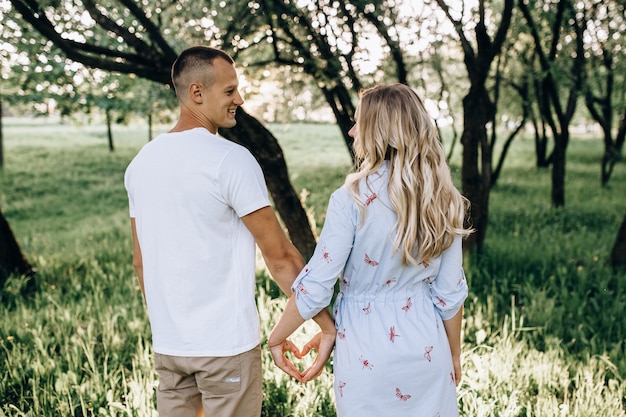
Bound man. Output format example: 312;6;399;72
124;46;335;416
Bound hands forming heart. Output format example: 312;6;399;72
269;331;336;383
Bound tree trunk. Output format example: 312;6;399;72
600;142;615;187
0;209;35;292
106;108;115;152
148;112;153;142
320;85;356;163
610;213;626;268
491;119;525;187
532;79;550;168
534;119;550;168
434;0;513;254
520;0;585;207
221;108;317;258
599;111;625;186
461;86;493;252
0;95;4;169
551;131;568;207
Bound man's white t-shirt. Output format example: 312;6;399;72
124;128;270;357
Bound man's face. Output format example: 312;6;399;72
201;58;244;133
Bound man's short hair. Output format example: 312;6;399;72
171;46;234;98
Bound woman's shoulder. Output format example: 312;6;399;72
331;184;352;204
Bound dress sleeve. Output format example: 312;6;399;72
429;236;468;321
293;189;356;320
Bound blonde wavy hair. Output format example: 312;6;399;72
346;84;472;265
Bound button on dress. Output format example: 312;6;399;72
293;162;468;417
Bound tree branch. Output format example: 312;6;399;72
10;0;171;83
434;0;476;64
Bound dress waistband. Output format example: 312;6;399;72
333;281;427;328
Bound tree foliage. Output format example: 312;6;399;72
2;0;624;264
3;0;318;261
583;1;626;186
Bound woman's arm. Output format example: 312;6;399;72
443;306;463;386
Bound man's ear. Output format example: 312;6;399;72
189;82;204;104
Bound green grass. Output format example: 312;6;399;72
0;116;625;416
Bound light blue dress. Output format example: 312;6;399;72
293;162;467;417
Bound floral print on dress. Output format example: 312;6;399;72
365;193;378;206
338;381;347;397
321;246;333;263
359;355;374;370
382;277;397;288
364;253;379;266
424;346;434;362
338;328;347;340
389;326;400;343
395;387;411;402
362;302;372;315
296;282;309;295
434;296;447;308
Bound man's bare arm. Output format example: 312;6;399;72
241;206;305;294
130;218;145;301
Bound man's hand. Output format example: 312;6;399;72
269;339;304;382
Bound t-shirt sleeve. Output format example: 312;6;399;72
124;162;136;218
219;146;271;217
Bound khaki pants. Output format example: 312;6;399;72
154;345;262;417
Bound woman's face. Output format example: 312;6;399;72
348;105;360;139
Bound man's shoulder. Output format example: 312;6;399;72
160;129;249;156
214;136;257;162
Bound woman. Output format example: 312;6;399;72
268;83;473;416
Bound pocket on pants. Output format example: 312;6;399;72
196;355;242;396
154;353;197;391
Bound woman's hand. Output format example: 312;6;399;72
300;330;336;383
451;354;462;386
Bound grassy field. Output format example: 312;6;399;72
0;116;625;416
